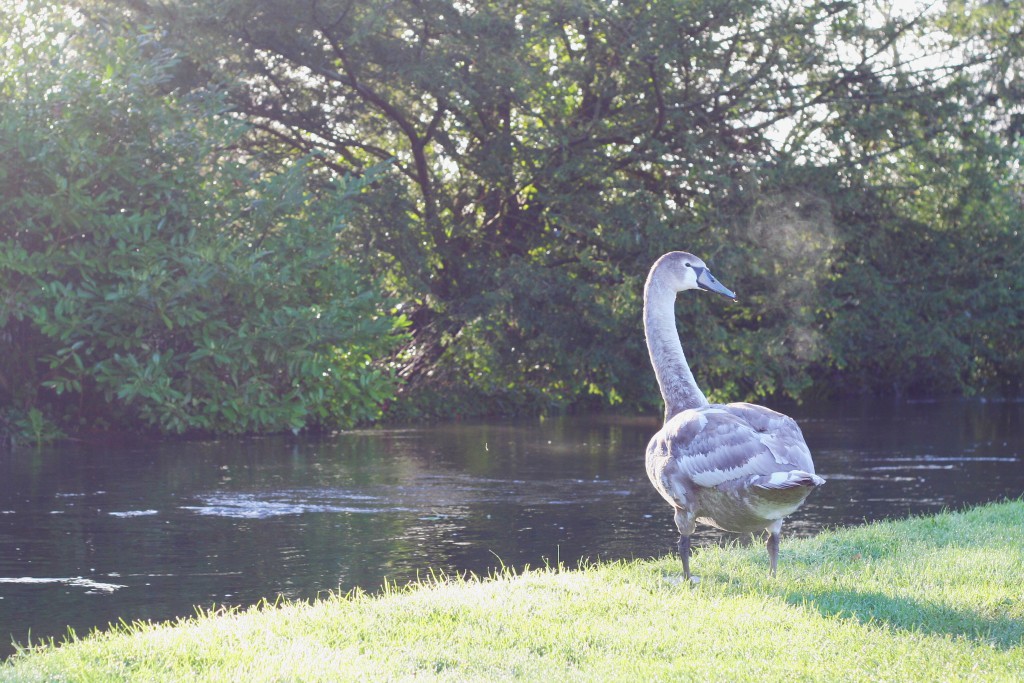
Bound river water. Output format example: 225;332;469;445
1;399;1022;658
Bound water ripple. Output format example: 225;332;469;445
182;491;405;519
0;577;126;593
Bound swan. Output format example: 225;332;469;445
643;251;824;580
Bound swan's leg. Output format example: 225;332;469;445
766;519;783;576
673;509;697;581
677;535;692;579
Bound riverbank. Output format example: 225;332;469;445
3;500;1022;681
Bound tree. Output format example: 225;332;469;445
83;0;1024;413
806;0;1024;395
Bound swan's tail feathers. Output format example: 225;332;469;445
753;471;826;491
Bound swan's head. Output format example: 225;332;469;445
655;251;736;299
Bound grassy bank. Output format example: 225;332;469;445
3;500;1022;682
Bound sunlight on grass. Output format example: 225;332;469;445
3;500;1022;681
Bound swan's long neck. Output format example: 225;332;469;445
644;270;709;422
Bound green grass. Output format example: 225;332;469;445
3;500;1023;682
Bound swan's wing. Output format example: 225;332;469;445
720;402;817;475
654;405;814;491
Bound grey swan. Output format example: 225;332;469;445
643;251;824;580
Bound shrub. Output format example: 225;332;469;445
0;3;406;438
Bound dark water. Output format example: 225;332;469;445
2;399;1022;658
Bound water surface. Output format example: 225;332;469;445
2;399;1022;658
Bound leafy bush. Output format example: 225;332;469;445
0;2;406;437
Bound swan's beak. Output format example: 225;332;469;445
696;267;736;300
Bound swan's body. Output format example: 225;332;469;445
643;251;824;579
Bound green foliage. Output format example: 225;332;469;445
106;0;1019;415
5;408;65;448
0;1;406;436
122;0;860;414
12;0;1024;423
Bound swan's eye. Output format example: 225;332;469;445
684;262;692;267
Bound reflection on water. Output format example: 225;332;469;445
1;399;1022;658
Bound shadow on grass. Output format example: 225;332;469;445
787;588;1022;650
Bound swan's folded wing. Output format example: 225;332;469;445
662;407;792;489
721;402;818;475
